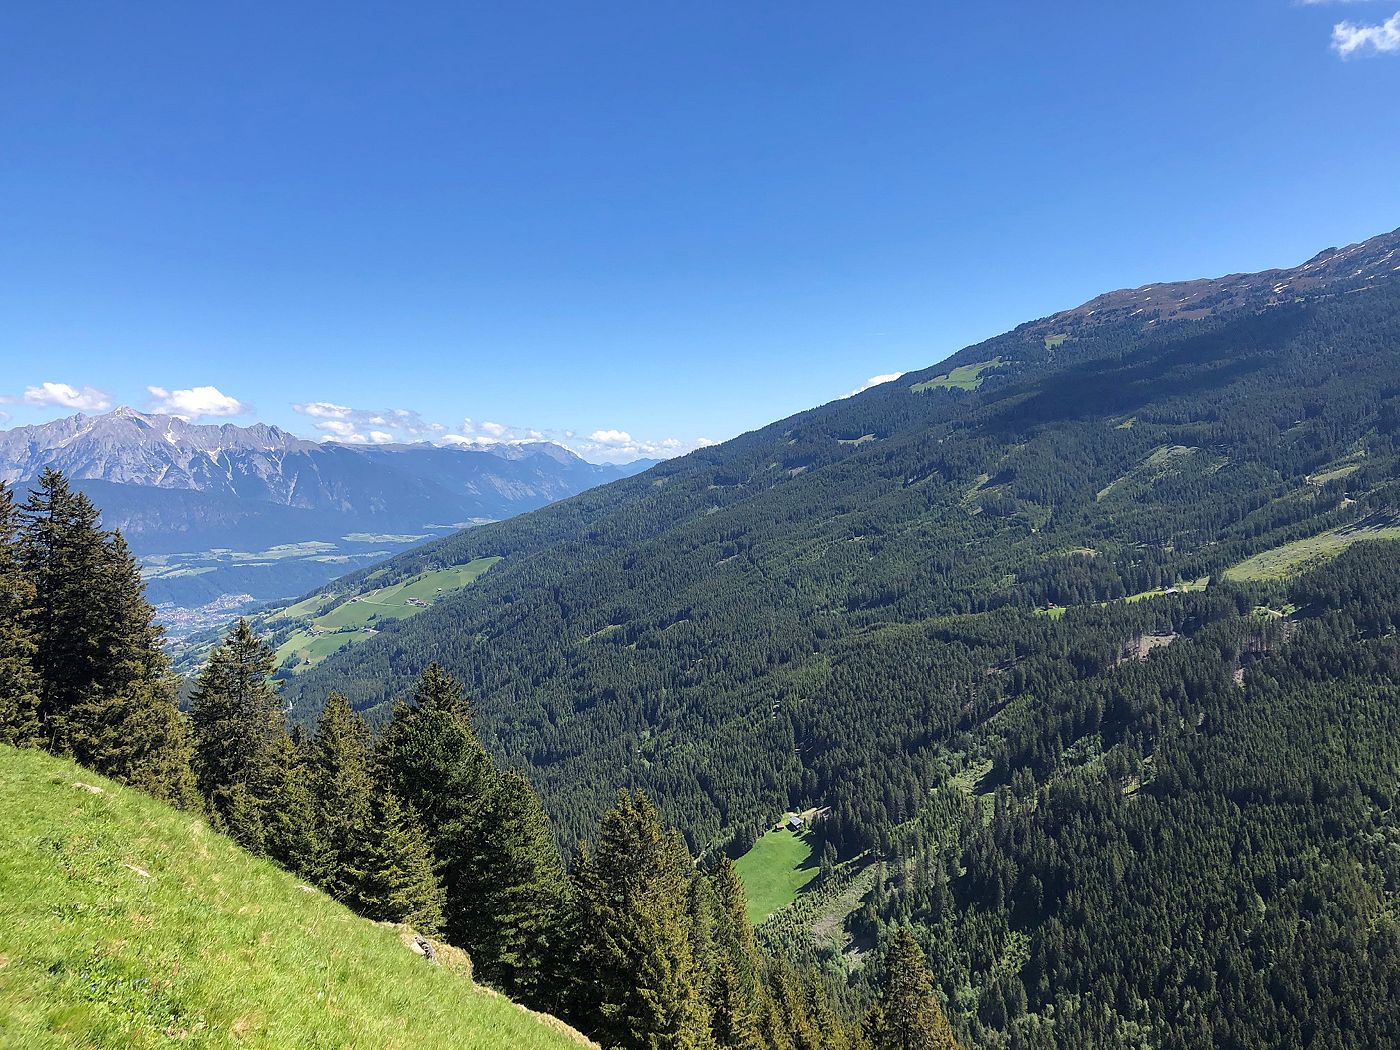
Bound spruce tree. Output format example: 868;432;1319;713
258;729;324;878
707;856;769;1050
345;788;445;933
864;928;958;1050
189;618;286;825
377;663;494;835
450;770;567;1004
377;665;571;1003
569;790;713;1050
762;959;823;1050
0;482;40;746
308;690;376;900
18;470;194;803
798;966;857;1050
376;674;496;896
19;469;110;738
57;530;197;806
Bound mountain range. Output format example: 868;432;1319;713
0;409;652;631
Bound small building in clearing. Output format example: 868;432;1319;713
787;816;804;832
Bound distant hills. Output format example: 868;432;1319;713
0;409;652;631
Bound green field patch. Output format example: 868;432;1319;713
1097;445;1199;501
140;565;216;580
1307;463;1362;486
1122;577;1209;603
343;532;432;544
1223;522;1400;582
272;593;341;623
315;560;500;630
838;434;876;446
228;541;338;562
734;822;820;926
1044;334;1068;349
312;550;390;563
275;629;377;673
580;624;624;645
911;358;1004;393
269;558;502;671
949;759;994;795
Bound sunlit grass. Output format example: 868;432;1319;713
0;747;586;1050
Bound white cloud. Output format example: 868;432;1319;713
1332;11;1400;55
292;401;352;419
23;382;113;412
589;429;634;446
293;402;447;444
288;399;711;465
564;430;715;465
0;410;9;425
147;385;245;420
843;372;905;398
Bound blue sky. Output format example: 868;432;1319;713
2;1;1398;462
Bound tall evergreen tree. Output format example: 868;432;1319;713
762;960;830;1050
308;691;376;900
451;770;567;1004
18;470;194;803
706;856;769;1050
345;788;446;933
0;482;40;746
864;928;957;1050
377;663;494;835
189;618;286;828
258;729;324;878
377;666;573;973
19;469;110;738
57;530;197;805
569;790;713;1050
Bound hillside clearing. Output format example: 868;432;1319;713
1224;521;1400;581
910;358;1004;392
733;823;820;926
270;558;501;673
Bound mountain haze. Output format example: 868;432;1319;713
0;409;646;529
0;409;652;625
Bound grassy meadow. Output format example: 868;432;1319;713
910;357;1004;392
0;746;589;1050
271;558;501;673
733;822;820;926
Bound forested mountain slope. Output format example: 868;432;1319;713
286;227;1400;852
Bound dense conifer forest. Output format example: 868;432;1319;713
285;271;1400;856
256;257;1400;1047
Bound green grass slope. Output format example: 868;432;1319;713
177;558;501;677
733;826;819;926
0;747;590;1050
